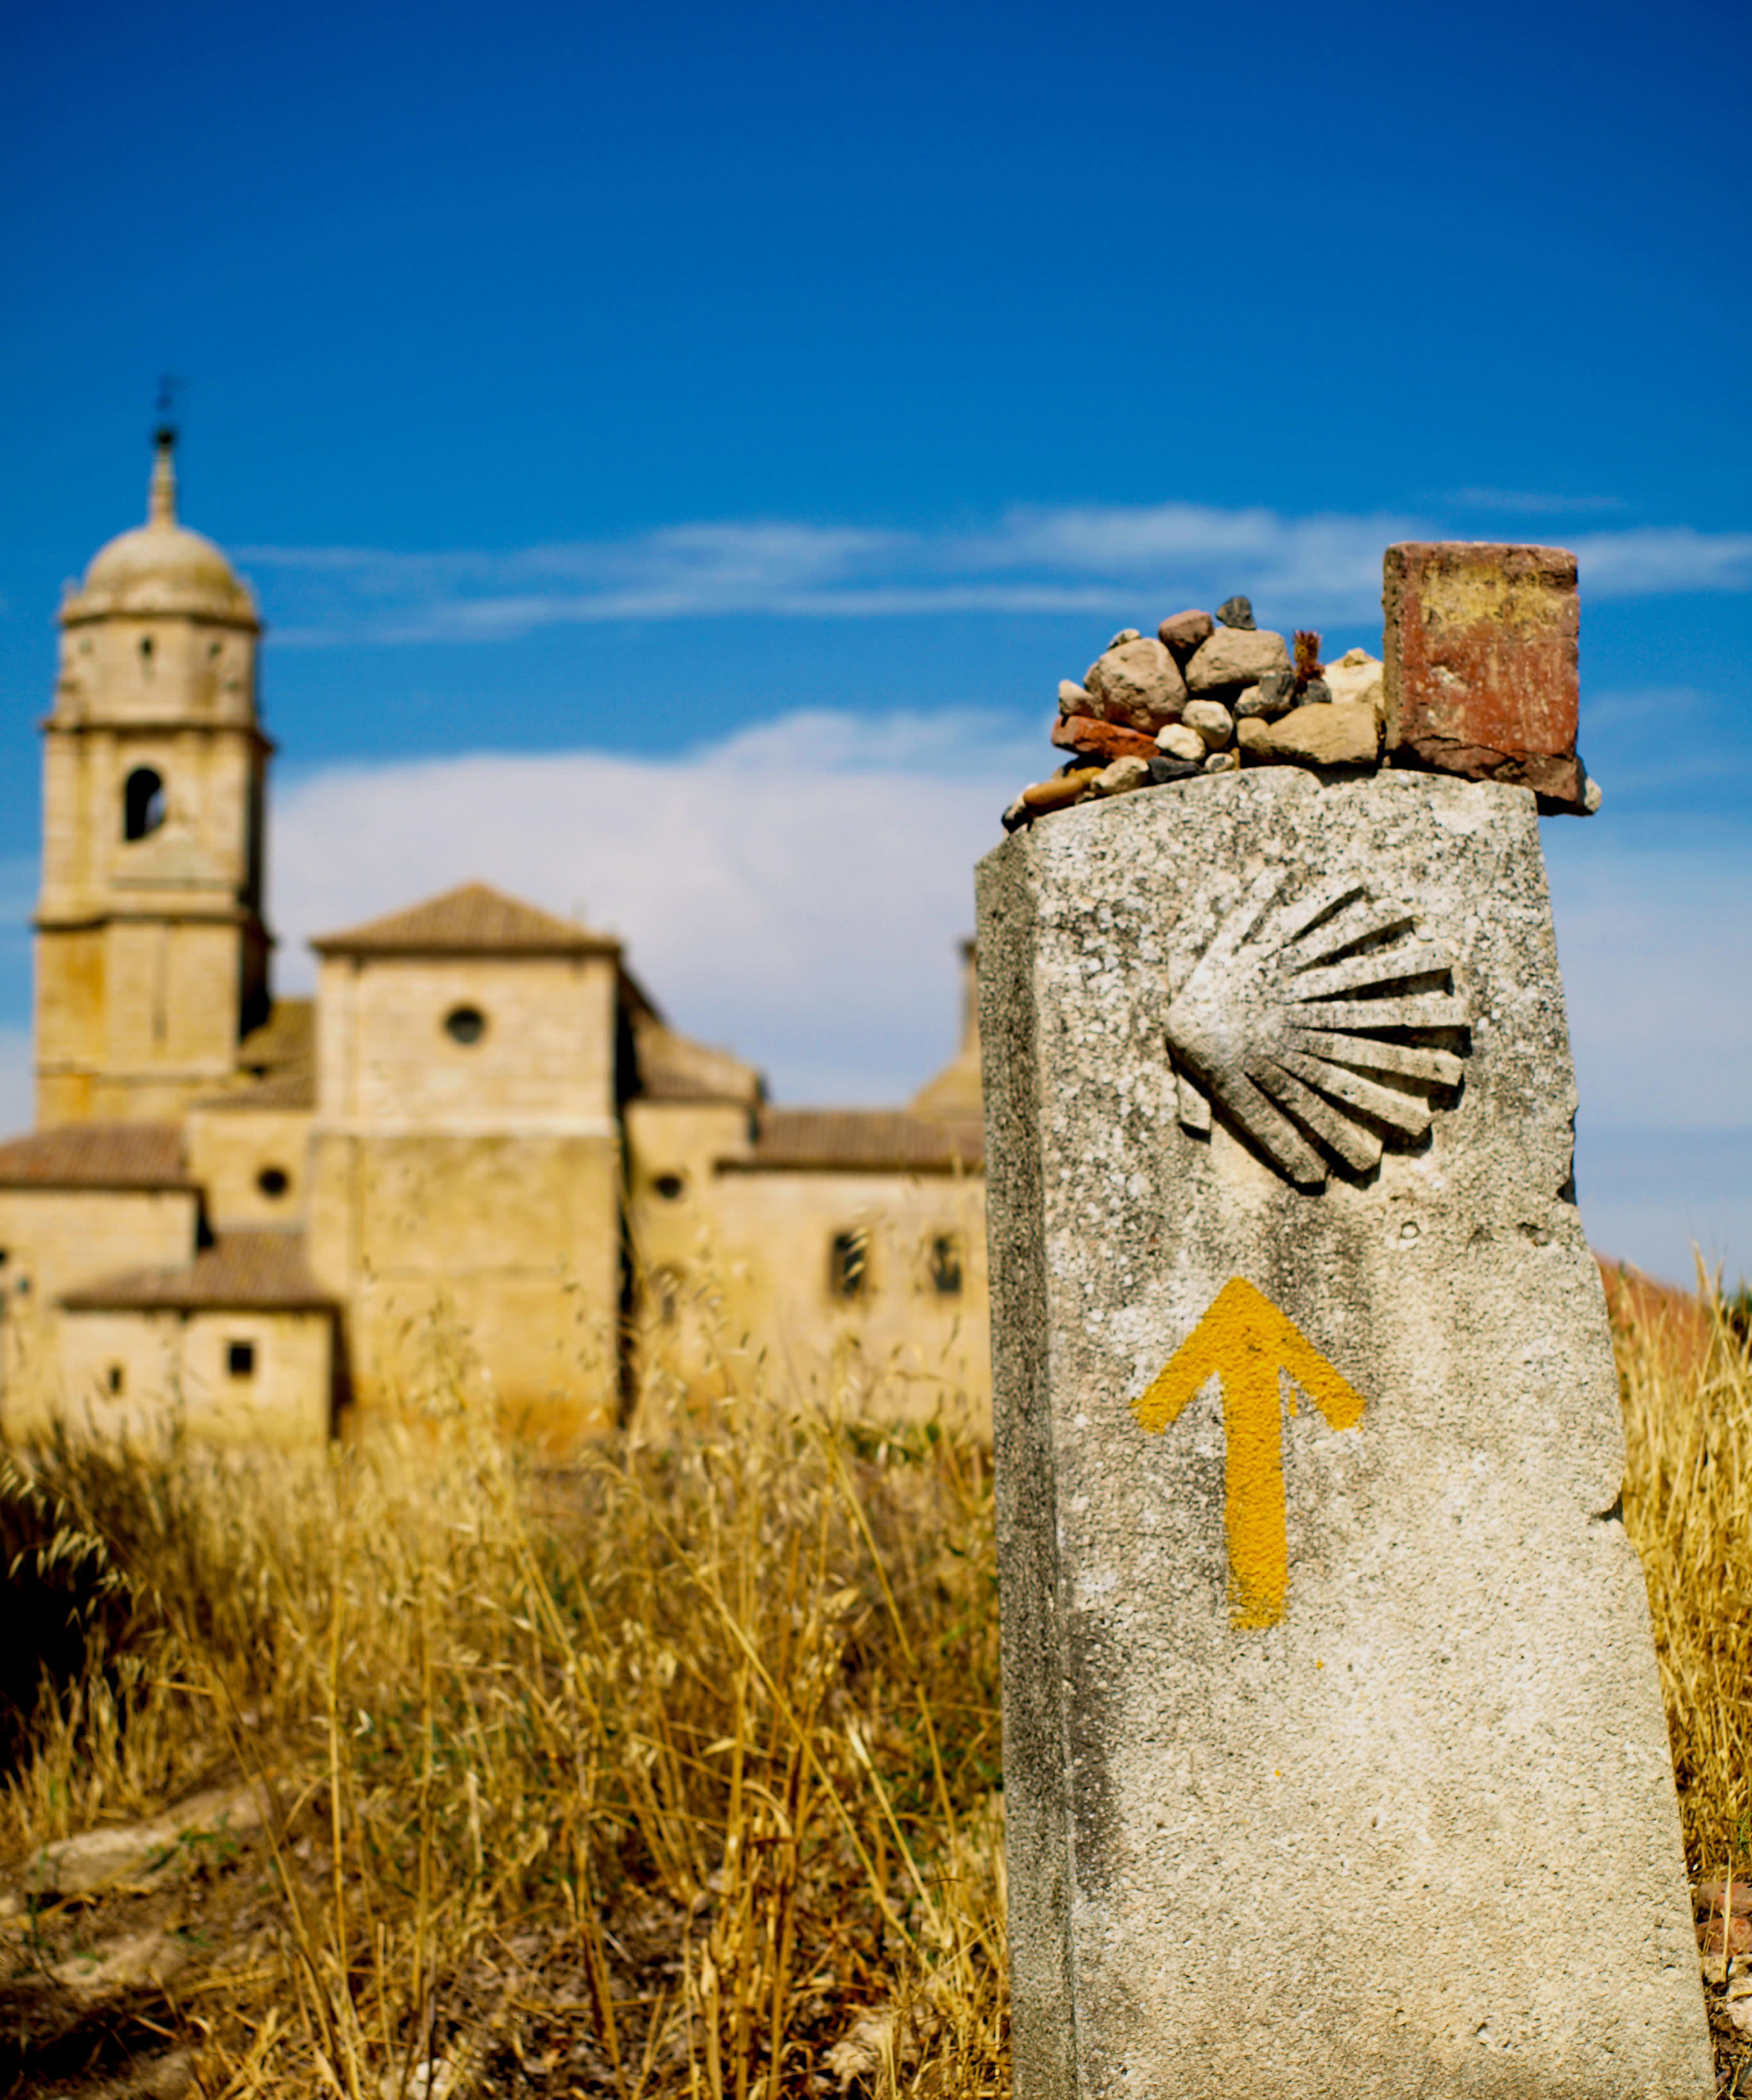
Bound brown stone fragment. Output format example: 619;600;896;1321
1051;715;1160;764
1158;608;1214;659
1020;769;1101;813
1382;542;1582;805
1242;699;1380;768
1085;636;1187;731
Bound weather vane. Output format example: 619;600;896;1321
153;373;185;447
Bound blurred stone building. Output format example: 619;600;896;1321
0;439;987;1447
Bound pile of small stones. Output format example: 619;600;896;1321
1002;594;1388;832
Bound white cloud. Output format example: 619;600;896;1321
1448;488;1626;515
238;500;1752;645
272;710;1041;1102
1568;526;1752;599
1542;820;1752;1136
0;1027;31;1138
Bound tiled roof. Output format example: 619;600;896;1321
313;882;617;957
237;998;314;1073
63;1231;336;1312
631;1014;764;1106
196;1070;316;1113
0;1122;191;1191
723;1109;984;1175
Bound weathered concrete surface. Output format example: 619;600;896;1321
976;769;1710;2099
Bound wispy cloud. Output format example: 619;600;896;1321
237;500;1752;645
1448;488;1627;515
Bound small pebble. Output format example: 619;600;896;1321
1090;755;1151;798
1215;595;1256;631
1157;608;1214;658
1235;670;1296;719
1182;699;1235;750
1021;769;1101;813
1059;679;1092;717
1147;754;1203;784
1001;796;1032;833
1204;750;1240;773
1155;722;1205;764
1104;628;1142;651
1299;676;1332;705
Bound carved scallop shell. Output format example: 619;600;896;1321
1165;870;1470;1189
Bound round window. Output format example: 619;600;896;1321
257;1165;290;1199
444;1005;487;1046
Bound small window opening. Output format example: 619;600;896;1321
107;1364;125;1396
444;1005;486;1046
257;1165;290;1199
123;766;167;841
929;1234;963;1297
653;1172;686;1202
15;1274;30;1297
227;1340;256;1379
829;1229;870;1302
138;633;155;676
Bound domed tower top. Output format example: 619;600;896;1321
34;424;273;1127
60;427;259;629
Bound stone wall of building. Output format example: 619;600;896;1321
55;1304;335;1450
0;1183;200;1431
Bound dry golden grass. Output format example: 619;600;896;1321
1613;1265;1752;1878
1;1358;1006;2098
0;1265;1747;2097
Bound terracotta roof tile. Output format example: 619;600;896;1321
313;882;617;957
62;1231;336;1312
723;1109;984;1175
0;1122;191;1191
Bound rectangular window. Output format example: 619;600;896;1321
829;1230;870;1301
227;1340;256;1379
107;1363;125;1396
929;1234;963;1297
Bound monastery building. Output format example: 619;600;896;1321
0;436;988;1446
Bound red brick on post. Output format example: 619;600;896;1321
1382;542;1582;805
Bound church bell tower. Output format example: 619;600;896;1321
34;427;273;1126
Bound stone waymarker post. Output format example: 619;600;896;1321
977;768;1712;2097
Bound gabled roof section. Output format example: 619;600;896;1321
238;998;314;1075
62;1230;336;1312
312;882;619;959
631;1012;764;1107
0;1122;191;1191
720;1109;984;1176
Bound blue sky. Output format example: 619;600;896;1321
2;0;1748;1285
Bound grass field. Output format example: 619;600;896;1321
1;1268;1748;2098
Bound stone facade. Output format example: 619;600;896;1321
0;443;988;1447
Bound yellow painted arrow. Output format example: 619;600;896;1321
1133;1276;1366;1630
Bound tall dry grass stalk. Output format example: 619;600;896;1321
2;1355;1005;2096
1613;1266;1752;1879
1;1267;1746;2096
